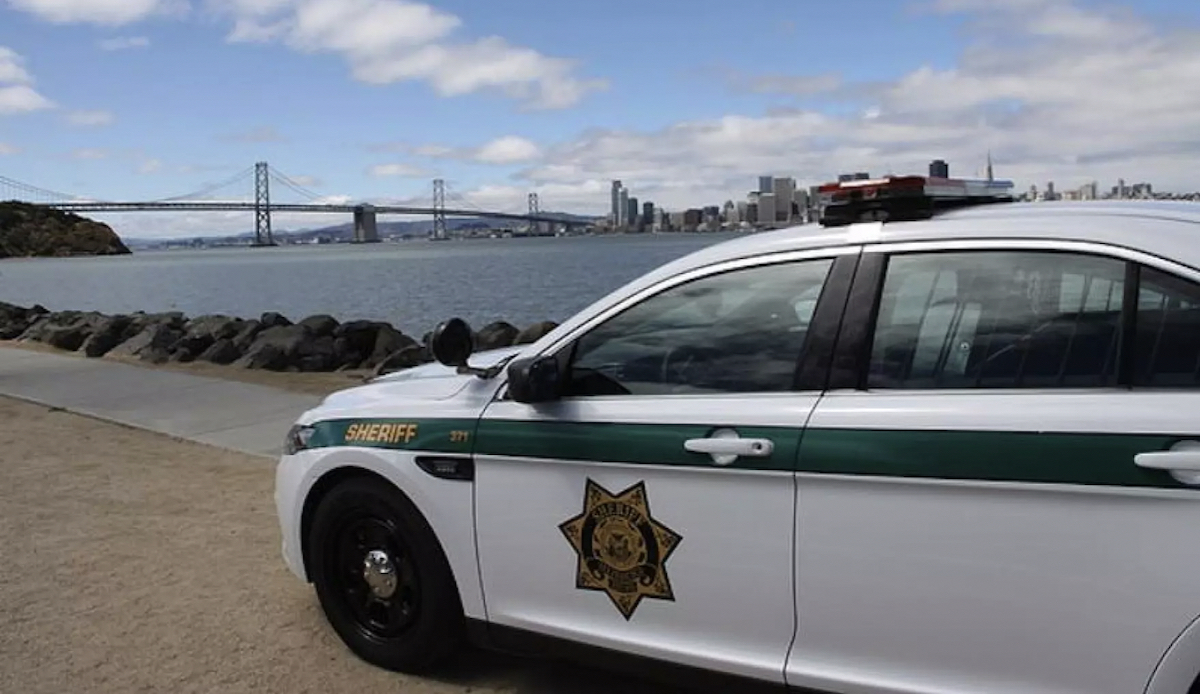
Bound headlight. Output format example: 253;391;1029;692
284;424;316;455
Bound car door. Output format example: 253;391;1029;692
471;246;859;686
785;239;1200;694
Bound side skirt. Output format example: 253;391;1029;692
465;619;825;694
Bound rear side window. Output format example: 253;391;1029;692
867;250;1126;389
1134;266;1200;387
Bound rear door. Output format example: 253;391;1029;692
785;239;1200;694
472;246;859;685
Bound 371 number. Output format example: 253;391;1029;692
449;430;471;443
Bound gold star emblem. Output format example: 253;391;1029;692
558;479;683;620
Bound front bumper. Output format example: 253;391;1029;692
274;451;315;582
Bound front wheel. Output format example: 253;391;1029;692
307;476;465;673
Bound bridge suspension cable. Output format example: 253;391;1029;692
151;165;257;202
0;175;96;204
268;167;325;203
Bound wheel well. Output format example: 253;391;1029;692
299;466;395;580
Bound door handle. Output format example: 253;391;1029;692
684;428;774;466
1135;441;1200;485
685;438;774;457
1134;450;1200;471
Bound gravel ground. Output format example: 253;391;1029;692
0;397;691;694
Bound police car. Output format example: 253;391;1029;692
275;175;1200;694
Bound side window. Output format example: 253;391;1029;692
868;250;1126;389
1134;266;1200;387
562;258;834;396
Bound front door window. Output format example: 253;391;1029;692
562;258;834;397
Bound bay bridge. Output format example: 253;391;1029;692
0;161;589;245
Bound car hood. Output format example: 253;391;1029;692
310;345;527;415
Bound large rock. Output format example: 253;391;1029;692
80;314;134;357
298;314;339;337
514;321;559;345
332;320;385;365
372;345;430;376
235;324;311;371
231;320;264;352
198;338;241;365
474;321;519;351
366;326;418;368
172;314;242;356
0;301;38;340
18;310;108;351
295;335;337;372
260;312;292;329
108;323;184;364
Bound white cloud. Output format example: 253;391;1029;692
5;0;182;25
0;142;18;155
287;174;321;186
138;158;162;173
422;0;1200;216
216;0;606;109
98;36;151;50
66;109;114;126
369;162;427;178
474;136;541;164
0;47;53;113
71;148;108;160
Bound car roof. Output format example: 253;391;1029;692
649;200;1200;282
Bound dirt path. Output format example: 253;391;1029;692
0;397;689;694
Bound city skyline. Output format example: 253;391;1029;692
1;0;1199;239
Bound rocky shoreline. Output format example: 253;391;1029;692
0;301;558;375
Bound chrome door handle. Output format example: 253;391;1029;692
1135;441;1200;485
684;428;774;466
685;438;774;457
1134;451;1200;471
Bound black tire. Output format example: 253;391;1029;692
307;476;465;673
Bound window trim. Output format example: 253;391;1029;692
832;238;1200;393
521;245;863;398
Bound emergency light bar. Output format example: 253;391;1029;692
817;174;1015;227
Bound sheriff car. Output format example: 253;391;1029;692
275;179;1200;694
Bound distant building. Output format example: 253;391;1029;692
759;176;774;194
722;200;738;224
793;189;810;223
758;193;777;227
929;159;950;178
683;208;703;231
628;196;639;230
618;187;629;228
642;201;654;230
772;177;796;223
610;180;623;226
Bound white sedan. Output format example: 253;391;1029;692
275;195;1200;694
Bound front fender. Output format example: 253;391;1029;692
1146;612;1200;694
275;446;485;621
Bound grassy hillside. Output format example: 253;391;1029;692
0;201;132;258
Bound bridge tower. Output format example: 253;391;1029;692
528;192;541;235
432;178;447;240
254;161;274;246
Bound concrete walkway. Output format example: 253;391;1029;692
0;346;324;458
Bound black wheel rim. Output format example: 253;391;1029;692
326;512;422;640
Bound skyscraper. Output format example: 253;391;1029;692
759;176;774;194
618;187;629;228
610;180;623;226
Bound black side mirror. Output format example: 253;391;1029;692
507;354;561;404
430;317;474;368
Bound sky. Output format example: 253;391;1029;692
1;0;1199;238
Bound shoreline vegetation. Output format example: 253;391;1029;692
0;301;559;381
0;202;132;258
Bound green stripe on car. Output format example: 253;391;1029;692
304;417;1187;488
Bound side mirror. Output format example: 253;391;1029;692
430;317;474;368
507;354;561;404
